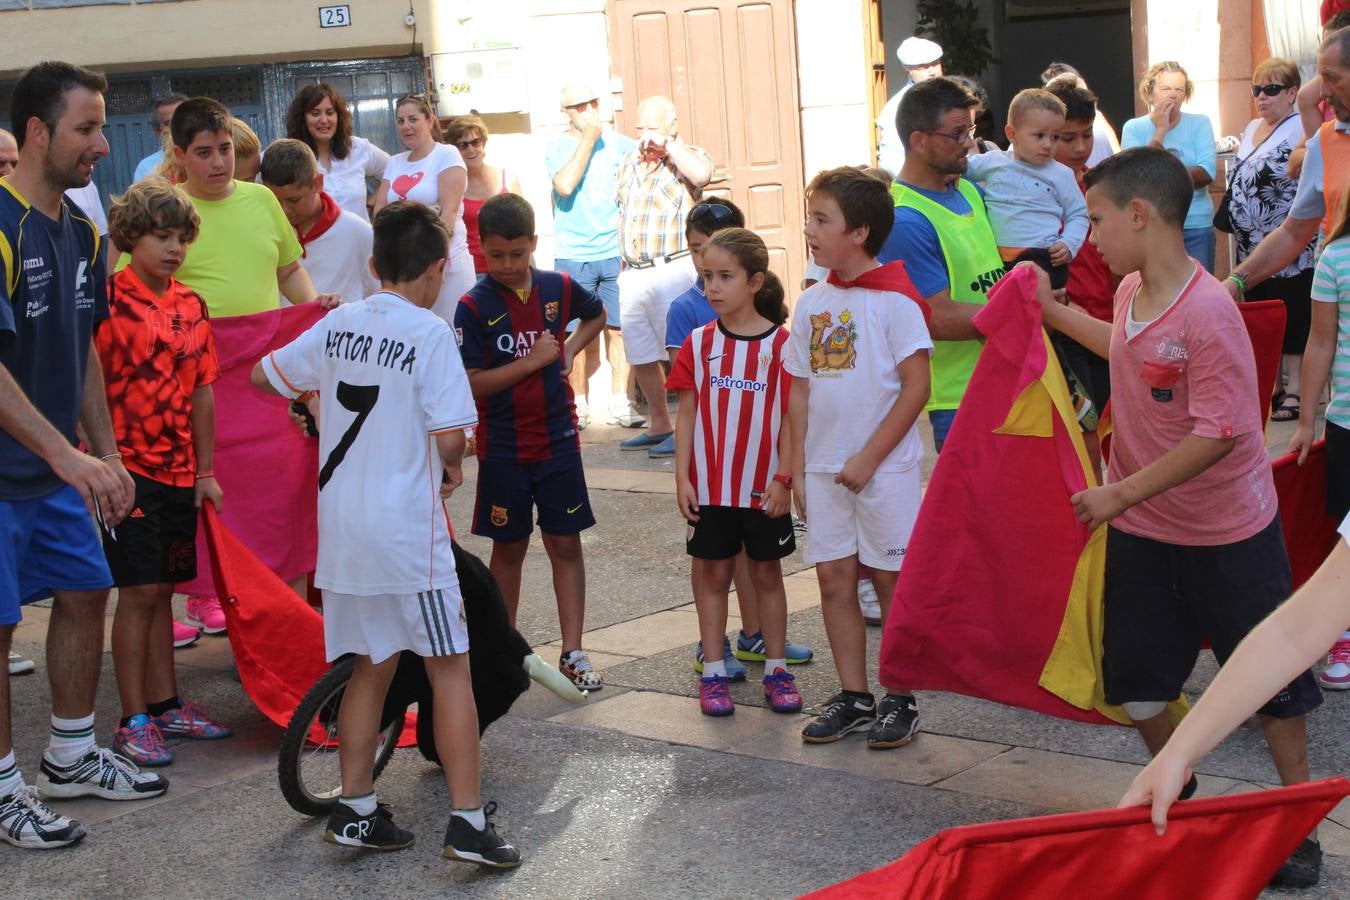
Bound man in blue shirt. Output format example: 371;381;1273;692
0;61;167;851
877;77;1003;451
546;84;639;429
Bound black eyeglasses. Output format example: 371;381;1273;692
921;126;977;144
688;202;738;228
1252;83;1290;97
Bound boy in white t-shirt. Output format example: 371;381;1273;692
786;168;933;750
965;88;1089;289
260;139;377;305
251;202;520;869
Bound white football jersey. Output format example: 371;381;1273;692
262;291;477;594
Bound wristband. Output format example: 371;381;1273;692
1225;272;1247;294
195;471;215;480
296;391;316;403
100;451;121;462
772;473;793;489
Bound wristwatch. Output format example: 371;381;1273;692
772;473;793;488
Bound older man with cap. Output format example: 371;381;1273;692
547;84;641;429
613;95;712;450
876;36;944;176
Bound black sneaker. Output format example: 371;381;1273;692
323;802;415;850
1269;837;1322;889
443;802;521;869
867;694;920;749
1178;773;1199;801
802;692;876;743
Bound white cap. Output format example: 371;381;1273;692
897;36;942;67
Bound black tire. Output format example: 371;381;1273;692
277;656;405;817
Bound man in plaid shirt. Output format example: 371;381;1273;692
614;95;713;450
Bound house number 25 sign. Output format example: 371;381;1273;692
318;5;352;28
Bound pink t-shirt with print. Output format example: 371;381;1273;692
1107;265;1277;546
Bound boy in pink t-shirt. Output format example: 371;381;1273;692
1032;146;1322;889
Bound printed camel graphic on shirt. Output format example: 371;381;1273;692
808;310;857;373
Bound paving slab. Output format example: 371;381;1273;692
548;689;784;752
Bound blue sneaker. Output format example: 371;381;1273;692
693;635;747;680
734;630;814;665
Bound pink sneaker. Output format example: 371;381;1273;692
1318;638;1350;690
172;620;200;648
763;668;803;713
185;596;226;635
699;675;734;717
153;698;232;740
113;715;172;766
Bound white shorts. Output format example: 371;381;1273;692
618;255;697;365
802;468;921;570
322;587;470;664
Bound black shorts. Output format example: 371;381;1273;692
1102;514;1322;719
1326;420;1350;522
102;473;198;587
471;455;595;542
685;505;795;561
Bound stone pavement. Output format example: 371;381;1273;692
4;414;1347;898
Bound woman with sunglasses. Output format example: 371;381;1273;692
285;83;389;222
373;94;473;321
445;115;522;275
1228;59;1316;422
1120;61;1217;270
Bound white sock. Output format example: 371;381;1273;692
764;658;787;676
47;713;96;766
342;792;377;816
454;806;486;830
703;658;728;678
0;751;22;798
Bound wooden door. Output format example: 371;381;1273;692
610;0;806;294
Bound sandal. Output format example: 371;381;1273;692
1271;393;1300;421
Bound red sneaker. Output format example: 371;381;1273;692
763;668;803;713
699;675;734;717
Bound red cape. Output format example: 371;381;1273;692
806;778;1349;899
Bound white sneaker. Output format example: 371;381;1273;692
7;650;35;675
858;579;882;626
36;747;168;801
606;400;646;429
0;785;86;849
575;397;591;430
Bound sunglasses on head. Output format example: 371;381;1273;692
688;202;737;227
1252;83;1290;97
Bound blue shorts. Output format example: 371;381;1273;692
928;408;958;452
472;455;595;542
0;485;112;626
555;257;621;332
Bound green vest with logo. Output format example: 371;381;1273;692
890;179;1004;410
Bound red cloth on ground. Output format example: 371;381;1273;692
179;303;324;596
1273;440;1342;588
201;504;419;745
805;778;1350;900
879;266;1116;724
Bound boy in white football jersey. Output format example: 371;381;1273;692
251;201;519;869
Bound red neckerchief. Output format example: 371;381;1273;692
296;191;342;256
826;261;931;327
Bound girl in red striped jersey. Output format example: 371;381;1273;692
666;228;802;717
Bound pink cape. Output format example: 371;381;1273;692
181;303;325;596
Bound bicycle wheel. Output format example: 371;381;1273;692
277;656;405;817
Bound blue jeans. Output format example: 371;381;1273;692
555;257;621;331
928;408;957;453
1183;227;1216;273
